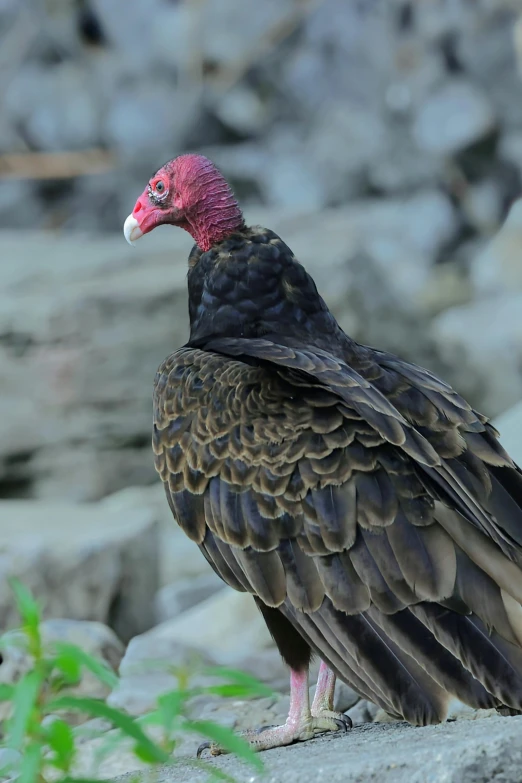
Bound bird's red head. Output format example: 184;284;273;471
123;154;244;252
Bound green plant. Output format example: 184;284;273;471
0;580;268;783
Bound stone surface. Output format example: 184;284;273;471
493;399;522;466
0;0;520;240
0;500;159;642
1;0;522;530
109;588;275;716
101;484;211;587
471;197;522;295
346;698;379;727
431;293;522;417
112;715;522;783
154;572;225;624
413;80;496;156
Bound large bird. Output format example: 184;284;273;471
124;154;522;754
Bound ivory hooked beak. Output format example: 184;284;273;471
123;214;143;246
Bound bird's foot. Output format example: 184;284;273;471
311;706;353;729
197;711;350;757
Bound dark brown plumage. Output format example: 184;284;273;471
125;154;522;752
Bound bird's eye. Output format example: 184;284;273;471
154;180;166;194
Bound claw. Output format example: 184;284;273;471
197;741;214;758
334;715;352;732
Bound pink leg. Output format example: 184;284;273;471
311;660;337;715
198;664;350;757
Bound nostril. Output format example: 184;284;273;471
133;200;143;214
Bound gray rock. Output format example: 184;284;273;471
493;399;522;467
154;572;226;624
109;588;273;716
149;3;197;72
0;500;159;642
89;0;161;72
113;715;522;783
471;198;522;296
261;153;325;210
104;84;200;156
201;0;294;69
334;681;361;713
462;179;504;234
0;748;20;777
5;63;99;152
102;484;212;587
346;699;380;727
0;227;192;500
213;85;269;136
413;80;496;156
307;104;389;205
431;293;522;417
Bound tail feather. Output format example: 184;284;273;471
411;603;522;710
367;605;498;710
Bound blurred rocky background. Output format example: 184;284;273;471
2;0;522;776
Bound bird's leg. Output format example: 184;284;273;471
198;665;350;757
311;660;342;723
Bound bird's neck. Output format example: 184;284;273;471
186;226;342;350
185;179;245;252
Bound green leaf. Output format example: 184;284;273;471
9;580;42;659
132;742;168;764
200;667;272;698
46;696;170;763
204;684;269;699
9;579;40;626
53;643;119;690
156;690;184;731
62;778;115;783
18;742;42;783
45;718;75;771
184;720;263;771
0;683;15;701
7;670;43;750
53;651;81;686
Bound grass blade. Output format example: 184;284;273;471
200;667;272;698
46;717;75;771
0;684;15;701
46;697;170;763
8;671;43;750
18;742;41;783
53;643;119;689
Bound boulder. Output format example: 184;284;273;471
493;400;522;466
109;588;277;716
154;573;225;624
471;198;522;296
413;80;496;156
0;499;159;642
431;293;522;417
102;484;212;587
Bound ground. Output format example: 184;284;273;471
114;714;522;783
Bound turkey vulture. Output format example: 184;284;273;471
124;154;522;754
